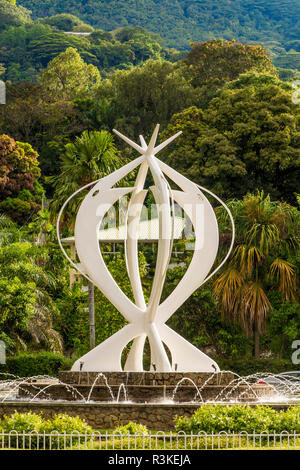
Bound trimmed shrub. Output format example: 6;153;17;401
114;422;149;435
0;412;93;449
175;405;300;434
0;352;73;378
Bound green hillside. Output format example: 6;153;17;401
18;0;300;49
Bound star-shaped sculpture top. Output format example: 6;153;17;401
113;124;182;157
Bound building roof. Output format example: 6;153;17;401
62;216;187;244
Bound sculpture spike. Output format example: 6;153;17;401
147;124;160;154
153;131;182;155
113;129;144;154
139;135;147;150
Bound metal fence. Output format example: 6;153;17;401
0;431;300;450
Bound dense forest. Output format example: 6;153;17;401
1;0;300;82
0;0;299;375
16;0;300;49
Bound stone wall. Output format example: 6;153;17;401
0;402;200;430
59;371;235;386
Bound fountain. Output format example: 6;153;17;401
0;125;298;430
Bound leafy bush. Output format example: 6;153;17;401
1;411;43;448
175;405;300;434
0;352;73;378
0;412;93;449
40;413;93;448
1;411;43;433
216;358;300;376
114;421;149;435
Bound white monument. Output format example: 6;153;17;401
57;125;234;373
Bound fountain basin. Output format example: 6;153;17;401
19;382;274;402
16;370;275;403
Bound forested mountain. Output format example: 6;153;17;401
18;0;300;50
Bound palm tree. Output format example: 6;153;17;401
48;130;123;221
0;241;64;352
214;192;299;358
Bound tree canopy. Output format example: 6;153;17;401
161;73;300;203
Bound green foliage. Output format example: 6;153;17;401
0;82;86;176
97;59;198;139
162;76;300;203
175;405;300;434
39;47;100;100
184;39;276;87
1;412;43;433
114;421;148;435
0;22;174;83
274;52;300;70
18;0;300;50
267;301;300;357
0;276;36;333
37;13;85;31
216;357;300;375
0;352;73;377
0;134;42;223
0;241;66;352
40;413;92;435
0;412;92;448
0;0;31;30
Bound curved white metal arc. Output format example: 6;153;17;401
123;160;148;372
154;157;219;323
195;184;235;285
146;155;172;322
56;178;102;284
158;188;219;323
72;321;145;372
74;156;146;324
75;186;142;323
124;160;148;309
157;323;220;372
57;155;145;282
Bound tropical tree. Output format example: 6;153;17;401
39;47;100;100
162;73;300;203
184;39;277;87
0;242;64;352
214;192;299;358
0;134;44;223
48;129;122;220
95;59;198;139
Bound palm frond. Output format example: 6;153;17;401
269;258;297;301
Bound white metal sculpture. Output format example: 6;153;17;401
57;125;235;372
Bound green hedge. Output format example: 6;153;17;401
0;412;93;449
175;405;300;434
0;352;73;378
215;358;300;376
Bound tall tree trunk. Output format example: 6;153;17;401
279;334;286;359
88;281;95;350
254;326;260;359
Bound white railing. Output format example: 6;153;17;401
0;431;299;450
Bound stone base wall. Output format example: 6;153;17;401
58;371;235;386
0;402;295;431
